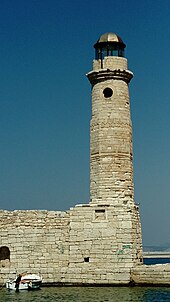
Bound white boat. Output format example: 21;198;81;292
6;273;42;291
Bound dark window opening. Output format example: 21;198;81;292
95;209;105;213
103;88;113;98
95;209;106;220
84;257;90;262
0;246;10;261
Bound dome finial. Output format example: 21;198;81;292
97;32;125;46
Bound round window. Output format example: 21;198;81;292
103;87;113;98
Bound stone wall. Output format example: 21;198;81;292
0;210;70;284
67;203;142;284
132;264;170;285
0;203;142;285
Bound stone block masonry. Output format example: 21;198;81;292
0;202;142;285
1;33;167;286
67;203;142;284
88;56;134;206
132;264;170;285
0;210;70;284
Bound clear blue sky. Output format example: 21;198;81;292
0;0;169;247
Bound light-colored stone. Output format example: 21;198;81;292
2;33;166;287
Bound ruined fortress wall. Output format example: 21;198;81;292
0;203;142;285
0;210;70;284
1;206;169;286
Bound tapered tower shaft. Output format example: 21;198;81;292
87;33;134;206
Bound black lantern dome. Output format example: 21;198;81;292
94;32;126;60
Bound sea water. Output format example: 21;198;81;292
0;286;170;302
144;258;170;265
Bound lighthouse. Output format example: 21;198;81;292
82;33;142;281
0;32;143;285
87;33;134;206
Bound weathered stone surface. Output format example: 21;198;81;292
0;201;143;285
1;35;166;287
132;264;170;285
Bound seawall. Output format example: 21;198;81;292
131;264;170;286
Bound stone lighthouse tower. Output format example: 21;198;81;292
66;33;142;285
82;33;143;283
87;33;134;206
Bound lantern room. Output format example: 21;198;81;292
94;32;126;60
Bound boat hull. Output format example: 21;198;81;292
6;274;42;291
